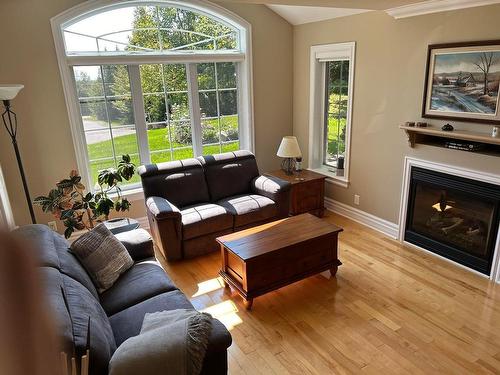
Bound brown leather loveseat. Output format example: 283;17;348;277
138;151;291;261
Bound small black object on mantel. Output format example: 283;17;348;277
442;123;454;131
416;122;427;128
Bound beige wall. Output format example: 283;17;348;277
293;5;500;224
0;0;292;229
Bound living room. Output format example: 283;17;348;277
1;0;500;374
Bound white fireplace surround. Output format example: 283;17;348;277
398;156;500;283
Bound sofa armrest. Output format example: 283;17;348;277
145;196;183;261
115;228;154;261
251;175;290;199
251;175;291;218
146;196;181;220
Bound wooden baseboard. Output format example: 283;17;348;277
324;197;399;239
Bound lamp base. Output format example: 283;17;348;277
281;158;296;175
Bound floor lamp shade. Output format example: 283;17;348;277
0;84;24;101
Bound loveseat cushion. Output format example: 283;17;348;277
40;267;116;375
109;290;194;346
100;260;178;316
218;194;278;228
139;158;210;207
15;224;99;299
181;203;233;240
198;151;260;201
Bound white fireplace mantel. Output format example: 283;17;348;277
398;156;500;283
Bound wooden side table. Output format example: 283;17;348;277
266;169;326;217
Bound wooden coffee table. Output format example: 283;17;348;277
216;214;343;309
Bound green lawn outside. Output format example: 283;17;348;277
87;115;239;186
326;93;347;158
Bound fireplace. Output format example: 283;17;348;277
405;166;500;275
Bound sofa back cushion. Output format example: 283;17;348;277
41;267;116;375
198;151;260;202
138;158;210;208
15;224;99;298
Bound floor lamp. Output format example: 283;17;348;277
0;84;36;224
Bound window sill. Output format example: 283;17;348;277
309;167;349;188
108;186;145;202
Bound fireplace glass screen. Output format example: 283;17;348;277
409;184;495;257
405;167;500;275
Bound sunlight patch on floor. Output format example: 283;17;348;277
202;300;242;330
192;277;224;297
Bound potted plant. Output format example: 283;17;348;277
34;155;136;238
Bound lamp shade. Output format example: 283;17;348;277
0;84;24;101
277;136;302;158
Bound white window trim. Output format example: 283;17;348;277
308;42;355;188
50;0;254;194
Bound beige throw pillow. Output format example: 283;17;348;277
70;223;133;293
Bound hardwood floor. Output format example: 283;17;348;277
157;212;500;374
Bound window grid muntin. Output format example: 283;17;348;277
323;60;349;168
199;62;239;155
75;64;142;186
62;5;240;55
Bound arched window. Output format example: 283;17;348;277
51;0;253;191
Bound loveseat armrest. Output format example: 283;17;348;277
146;196;181;220
115;228;154;261
251;175;291;218
145;196;183;261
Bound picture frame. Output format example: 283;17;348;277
422;40;500;125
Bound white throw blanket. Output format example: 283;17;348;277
109;309;213;375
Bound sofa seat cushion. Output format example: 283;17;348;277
217;194;278;228
100;260;178;316
181;203;233;240
109;290;194;346
109;291;232;355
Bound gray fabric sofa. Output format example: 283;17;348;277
14;224;232;375
139;150;291;261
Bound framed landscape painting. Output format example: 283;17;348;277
422;40;500;124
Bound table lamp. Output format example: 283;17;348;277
277;136;302;175
0;84;36;224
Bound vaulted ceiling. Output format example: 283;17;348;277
219;0;427;10
218;0;500;24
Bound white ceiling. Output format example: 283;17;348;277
222;0;426;10
267;4;371;25
265;0;500;24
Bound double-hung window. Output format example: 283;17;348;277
309;42;355;187
51;1;253;191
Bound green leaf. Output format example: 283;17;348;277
56;178;73;189
117;154;136;181
64;227;74;239
61;209;74;220
95;197;114;217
